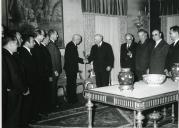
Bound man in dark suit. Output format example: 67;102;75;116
149;29;169;74
31;29;45;117
18;34;37;126
47;29;62;109
64;34;84;104
40;33;53;113
135;29;155;81
2;34;25;128
120;33;137;73
166;25;179;72
87;34;114;87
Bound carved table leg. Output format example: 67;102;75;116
172;103;175;123
86;95;93;128
134;110;137;128
136;110;144;128
163;107;167;119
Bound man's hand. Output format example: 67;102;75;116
49;77;53;82
127;51;132;58
106;66;111;71
23;89;30;96
164;69;171;77
83;59;88;64
54;71;59;77
7;88;11;92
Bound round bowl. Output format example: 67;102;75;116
142;74;166;85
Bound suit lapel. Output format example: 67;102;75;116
154;40;164;50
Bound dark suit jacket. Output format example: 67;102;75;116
88;42;114;73
31;41;44;78
64;41;83;74
166;40;179;71
2;48;24;94
47;40;62;75
135;39;155;72
120;42;138;71
149;40;169;74
40;44;53;78
18;47;38;90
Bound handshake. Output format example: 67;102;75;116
83;58;89;64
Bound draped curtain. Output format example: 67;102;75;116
161;16;179;44
81;0;127;16
95;15;127;82
159;0;179;15
83;14;127;82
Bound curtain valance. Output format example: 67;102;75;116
81;0;127;16
160;0;179;16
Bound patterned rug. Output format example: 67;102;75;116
30;93;178;128
30;105;130;128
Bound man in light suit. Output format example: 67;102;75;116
47;29;62;109
166;25;179;72
64;34;84;104
149;29;169;74
87;34;114;87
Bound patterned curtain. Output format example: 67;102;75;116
81;0;127;16
159;0;179;15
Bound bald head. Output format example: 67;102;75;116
72;34;82;45
94;34;103;45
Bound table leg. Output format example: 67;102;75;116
172;103;175;123
136;110;144;128
134;110;136;128
86;95;93;128
163;107;167;119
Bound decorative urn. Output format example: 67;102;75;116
149;111;162;128
118;68;134;91
171;63;179;82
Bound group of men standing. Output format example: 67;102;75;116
2;24;179;128
2;28;62;128
120;25;179;81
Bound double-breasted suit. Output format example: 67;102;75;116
88;42;114;87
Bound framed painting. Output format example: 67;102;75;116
7;0;64;48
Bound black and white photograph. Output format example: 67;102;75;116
1;0;179;128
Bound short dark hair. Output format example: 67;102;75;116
34;29;43;37
170;25;179;34
21;34;35;46
2;33;17;46
48;29;57;37
152;29;164;39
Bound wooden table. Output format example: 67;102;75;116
84;79;179;128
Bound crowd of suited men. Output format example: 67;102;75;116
2;24;179;128
2;26;62;128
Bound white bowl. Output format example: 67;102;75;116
142;74;166;85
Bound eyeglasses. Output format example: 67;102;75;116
126;38;132;40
